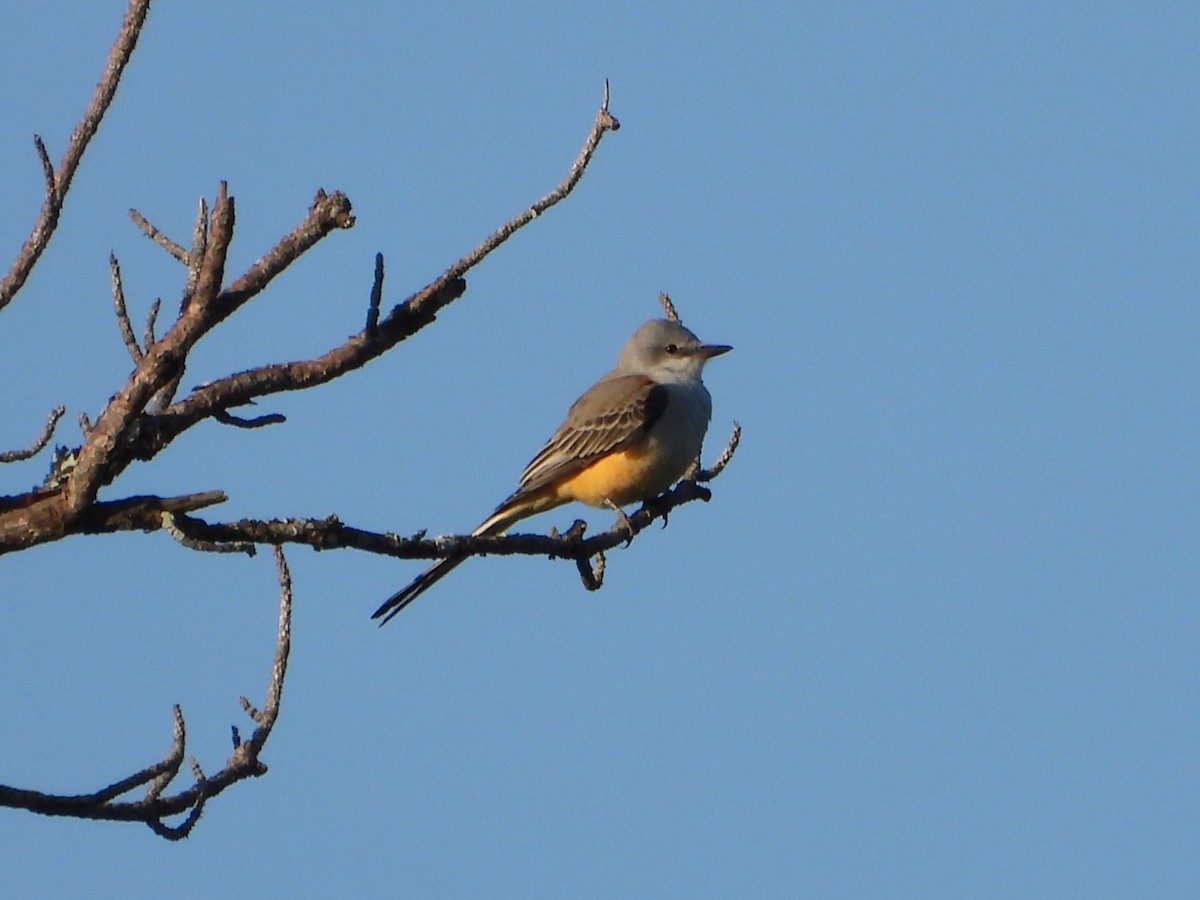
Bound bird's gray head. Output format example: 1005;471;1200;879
614;319;732;383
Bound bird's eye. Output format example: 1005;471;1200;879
665;343;679;354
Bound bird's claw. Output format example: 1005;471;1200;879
605;500;635;546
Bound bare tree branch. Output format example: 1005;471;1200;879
212;408;287;429
110;253;143;361
73;490;229;534
0;0;153;311
59;187;231;516
181;196;210;312
697;422;741;481
33;134;58;205
658;291;681;323
126;96;620;457
249;547;291;741
219;188;355;313
158;424;740;590
0;91;622;559
0;545;293;837
566;517;607;591
577;550;606;591
398;82;621;330
0;0;732;841
146;195;215;411
365;252;384;333
37;93;613;509
162;510;255;555
0;405;66;463
129;208;189;263
143;297;161;350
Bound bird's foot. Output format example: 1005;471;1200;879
605;500;635;547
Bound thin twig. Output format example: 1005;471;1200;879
144;706;186;801
147;95;619;438
658;291;681;323
576;548;605;591
152;374;184;413
252;546;292;751
129;208;188;263
215;188;354;313
365;252;383;332
696;423;740;481
213;409;287;429
181;196;209;311
0;406;66;463
143;298;161;350
110;253;143;361
153;190;219;411
0;546;294;837
0;0;153;311
33;135;57;198
444;81;619;282
161;511;254;555
145;786;204;840
399;81;620;325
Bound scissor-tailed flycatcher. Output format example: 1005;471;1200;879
372;318;731;624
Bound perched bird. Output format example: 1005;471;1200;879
372;318;731;624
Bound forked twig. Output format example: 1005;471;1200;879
0;0;153;311
0;545;294;839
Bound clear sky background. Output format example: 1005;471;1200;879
2;2;1197;897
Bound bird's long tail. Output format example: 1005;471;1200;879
371;491;553;625
371;553;470;625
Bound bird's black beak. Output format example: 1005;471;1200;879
698;343;732;359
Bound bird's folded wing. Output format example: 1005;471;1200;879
515;374;668;496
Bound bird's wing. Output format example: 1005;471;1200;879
514;374;668;497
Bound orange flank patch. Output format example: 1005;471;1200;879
554;443;667;508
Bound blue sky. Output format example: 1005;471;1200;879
2;1;1198;897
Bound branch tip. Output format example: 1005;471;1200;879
144;297;161;349
658;291;681;324
366;252;384;332
129;208;189;263
213;409;287;429
697;422;741;482
399;89;620;327
0;537;293;835
0;405;67;463
33;134;57;196
110;253;143;361
0;0;152;311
